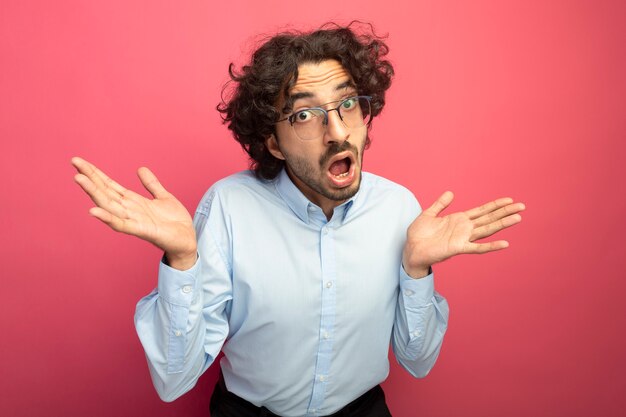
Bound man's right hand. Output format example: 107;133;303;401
71;157;197;270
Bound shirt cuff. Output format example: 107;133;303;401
157;254;200;307
399;265;435;307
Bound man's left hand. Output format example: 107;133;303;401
402;191;525;279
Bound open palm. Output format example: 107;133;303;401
402;191;524;277
72;157;197;263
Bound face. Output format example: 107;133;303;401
267;60;368;215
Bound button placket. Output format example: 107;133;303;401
308;224;337;415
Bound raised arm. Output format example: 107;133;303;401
72;157;229;401
393;191;524;377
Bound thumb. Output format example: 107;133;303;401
423;191;454;216
137;167;169;199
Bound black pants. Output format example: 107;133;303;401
209;374;393;417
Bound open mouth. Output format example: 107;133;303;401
329;157;351;178
326;152;357;187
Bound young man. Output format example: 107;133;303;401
72;23;524;417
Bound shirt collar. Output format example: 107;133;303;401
274;168;313;224
274;168;359;225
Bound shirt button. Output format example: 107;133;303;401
412;330;421;337
319;375;326;382
326;281;333;288
182;285;192;294
322;227;329;235
323;331;330;339
404;289;414;296
174;330;182;337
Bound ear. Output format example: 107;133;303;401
265;134;285;160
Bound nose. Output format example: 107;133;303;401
323;109;350;145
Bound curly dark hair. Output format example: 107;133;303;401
217;21;395;179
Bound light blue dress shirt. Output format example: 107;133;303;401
135;169;449;417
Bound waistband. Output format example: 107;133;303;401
211;372;385;417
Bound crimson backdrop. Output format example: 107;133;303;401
1;1;625;416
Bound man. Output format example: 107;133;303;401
72;23;524;417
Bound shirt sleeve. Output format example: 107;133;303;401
391;266;449;378
390;189;450;378
134;190;232;402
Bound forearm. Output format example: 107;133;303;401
392;268;449;378
134;255;229;401
135;286;211;401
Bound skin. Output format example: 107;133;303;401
71;59;525;277
266;60;367;219
71;156;197;270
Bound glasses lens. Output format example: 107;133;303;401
339;97;371;128
291;97;372;140
292;109;326;140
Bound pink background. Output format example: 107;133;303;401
2;0;625;416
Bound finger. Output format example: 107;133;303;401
464;197;514;220
72;157;126;199
137;167;170;199
463;240;509;254
89;207;134;235
423;191;454;216
74;173;127;217
473;202;526;227
471;213;522;241
91;163;127;195
71;157;109;189
71;156;91;170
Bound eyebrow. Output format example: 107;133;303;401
283;80;356;111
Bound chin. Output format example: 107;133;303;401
326;171;362;201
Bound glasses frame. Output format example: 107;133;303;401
275;95;373;140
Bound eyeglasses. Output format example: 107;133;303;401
276;96;372;141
